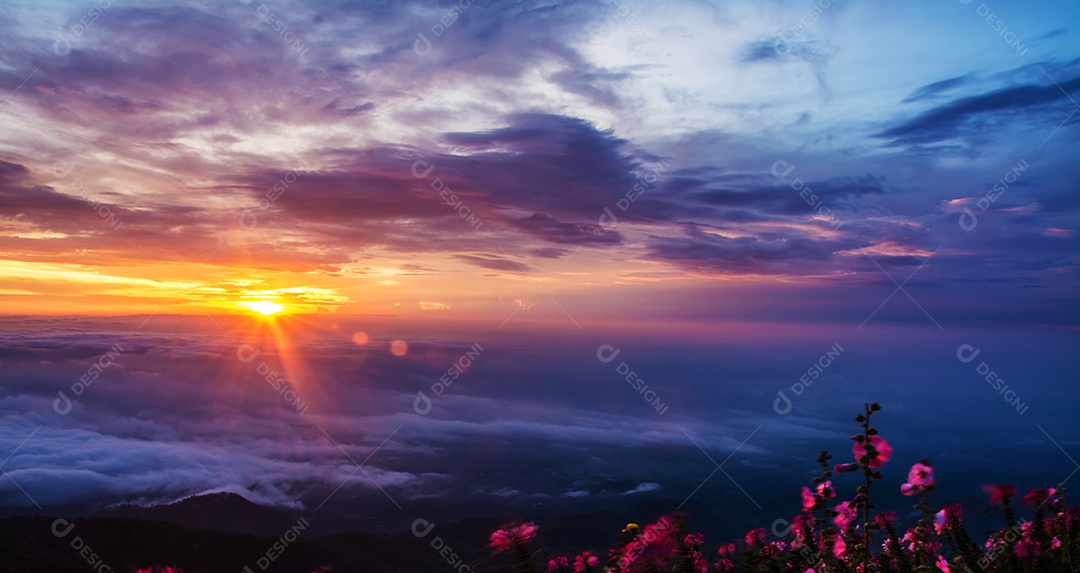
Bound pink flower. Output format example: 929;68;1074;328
816;480;835;500
801;486;817;511
1023;487;1051;507
874;511;895;527
833;536;847;558
1052;537;1062;549
901;483;917;496
936;555;951;573
834;463;859;474
745;527;767;547
909;463;934;485
714;544;736;573
548;556;569;573
934;509;946;533
573;551;599;573
852;435;893;469
489;521;539;555
989;484;1016;505
1016;538;1041;558
834;500;858;531
619;515;679;572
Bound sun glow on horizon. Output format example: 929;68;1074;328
240;301;286;316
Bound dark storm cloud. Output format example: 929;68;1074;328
510;213;623;245
880;68;1080;145
684;173;888;215
645;223;841;275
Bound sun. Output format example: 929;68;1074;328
240;301;285;316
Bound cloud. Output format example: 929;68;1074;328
623;482;662;495
455;254;530;273
644;223;841;275
740;37;828;64
510;213;623;245
879;68;1080;145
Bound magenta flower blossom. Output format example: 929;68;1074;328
989;484;1016;505
834;462;859;474
936;555;951;573
874;511;896;528
548;556;569;572
852;435;893;468
745;527;767;547
908;463;934;486
619;515;679;572
1016;538;1041;558
489;521;539;555
713;543;736;573
832;535;847;558
1023;487;1053;507
573;551;598;573
817;480;835;500
834;500;857;530
801;486;817;511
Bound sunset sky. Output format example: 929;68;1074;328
1;0;1079;538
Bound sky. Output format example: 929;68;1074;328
1;0;1079;539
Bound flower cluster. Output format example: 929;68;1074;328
490;521;540;555
489;403;1079;573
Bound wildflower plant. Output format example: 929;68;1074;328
488;403;1080;573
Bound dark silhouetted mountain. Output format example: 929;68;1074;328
0;515;450;573
96;492;302;537
0;494;740;572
